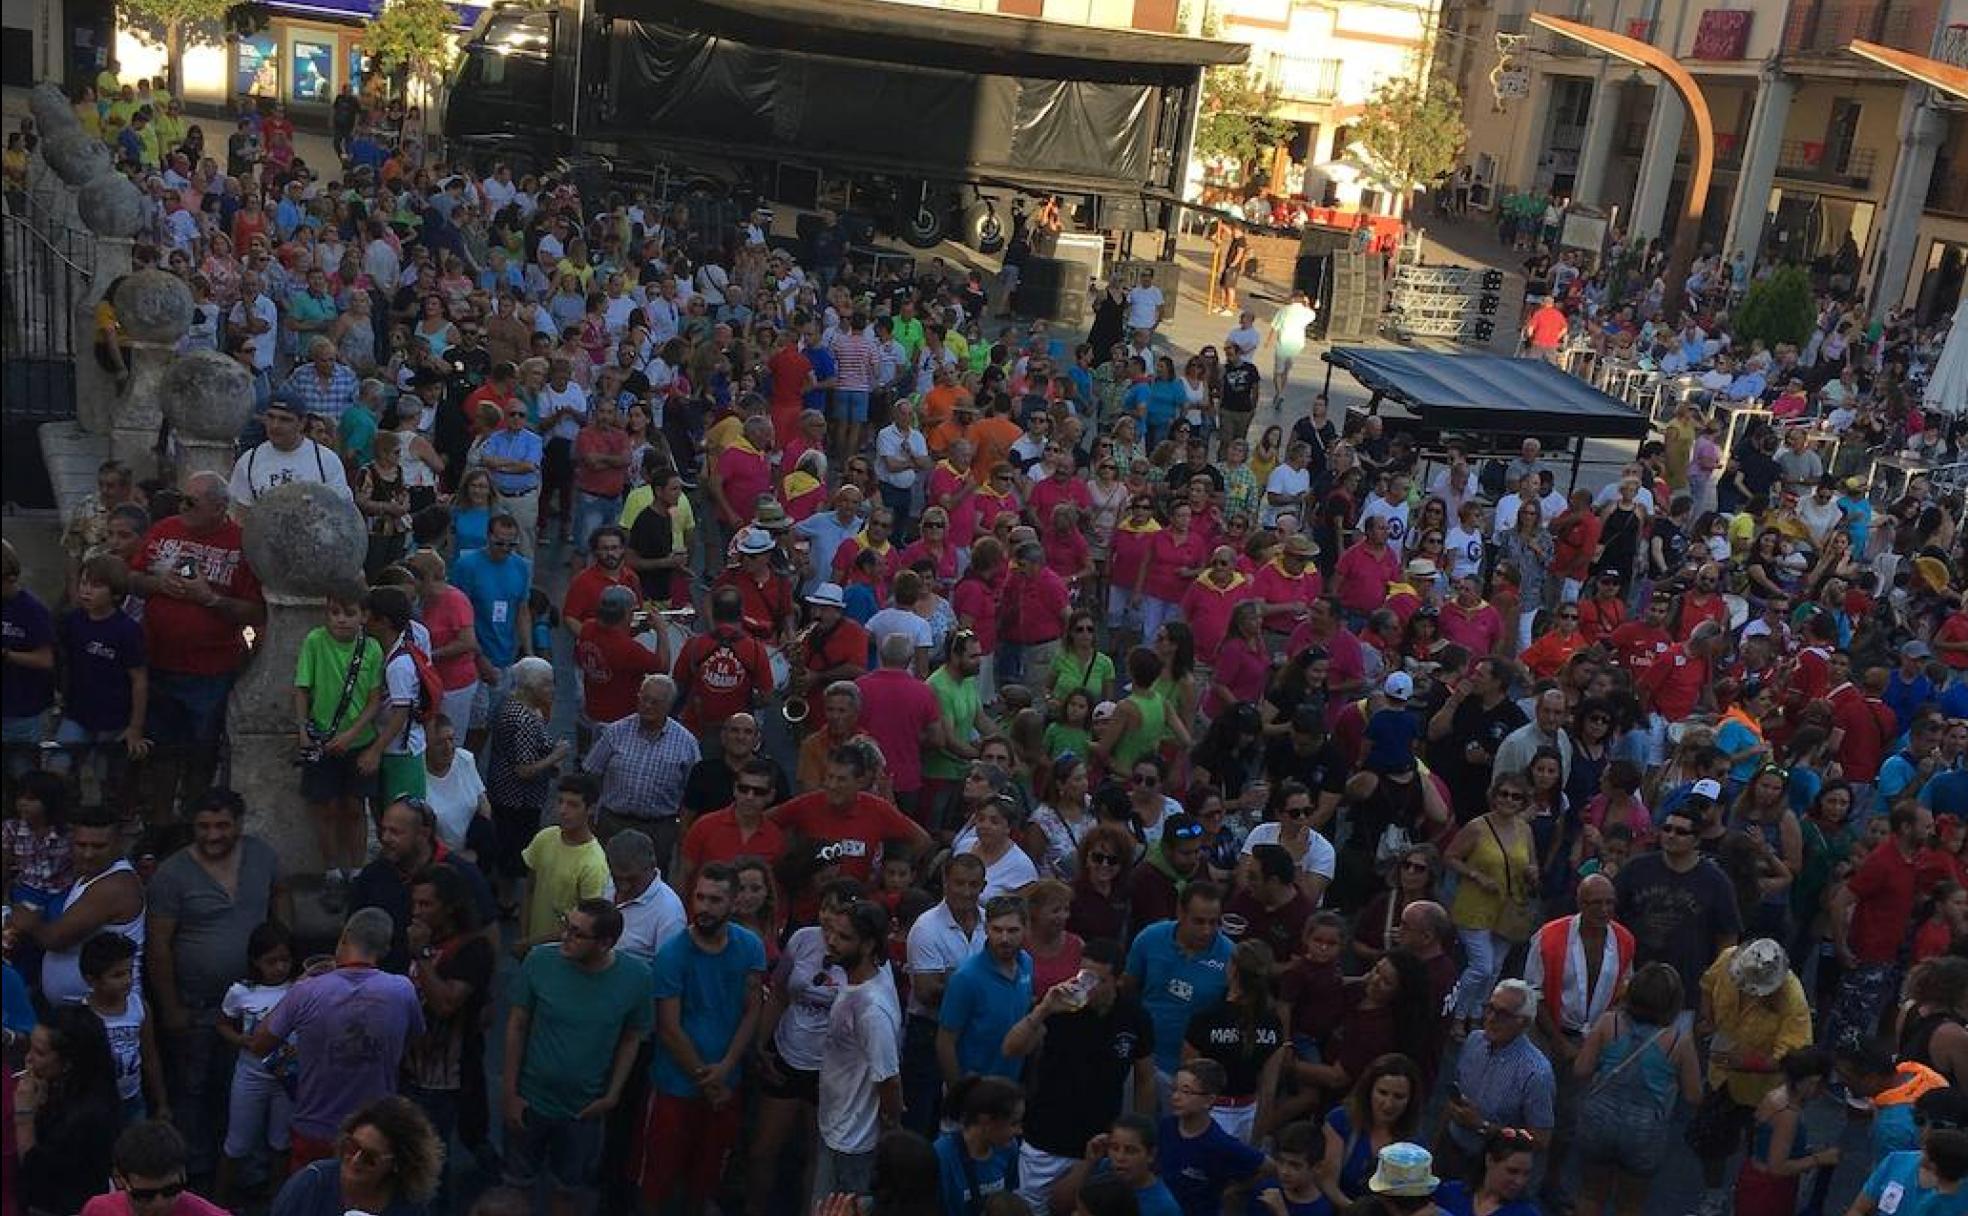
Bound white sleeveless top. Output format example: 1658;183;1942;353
41;859;147;1005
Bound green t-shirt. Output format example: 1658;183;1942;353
510;945;655;1119
924;666;982;781
1044;722;1091;760
339;406;378;467
293;627;384;748
1049;648;1115;706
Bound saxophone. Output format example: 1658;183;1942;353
780;621;823;725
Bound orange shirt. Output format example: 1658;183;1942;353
969;415;1023;483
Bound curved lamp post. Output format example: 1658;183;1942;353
1529;13;1714;318
1847;38;1968;100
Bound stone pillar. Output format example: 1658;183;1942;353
107;271;192;478
1868;96;1947;325
1723;68;1796;266
1629;85;1686;242
1573;73;1623;208
162;352;254;486
229;482;369;874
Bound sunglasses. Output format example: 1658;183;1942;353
1133;773;1160;787
922;521;946;530
123;1181;187;1202
736;784;773;796
1493;790;1528;803
1087;852;1122;866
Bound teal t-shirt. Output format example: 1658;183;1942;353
510;946;655;1119
339;406;378;467
1863;1150;1967;1216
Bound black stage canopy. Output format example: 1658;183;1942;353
1323;347;1651;441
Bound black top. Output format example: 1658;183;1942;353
1425;694;1528;821
1184;1001;1285;1098
1021;994;1155;1155
22;1093;118;1215
350;853;498;973
1900;1007;1966;1083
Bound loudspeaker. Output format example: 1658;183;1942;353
1298;226;1354;258
1293;253;1330;298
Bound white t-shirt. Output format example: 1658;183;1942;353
1445;525;1486;580
228;438;353;505
222;979;294;1077
1125;284;1165;330
866;607;934;656
955;840;1041;900
539;380;589;442
1261;464;1311;528
606;873;687;966
230;294;279;369
876;425;929;490
774;925;846;1071
1241;821;1337;882
1359;495;1411;547
818;969;903;1154
905;901;984;1017
1225;323;1262;355
1271;303;1317;356
426;748;487;853
382;646;427;756
95;990;147;1100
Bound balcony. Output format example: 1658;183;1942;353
1780;0;1939;55
1258;52;1343;101
1775;138;1877;187
1929;172;1968;217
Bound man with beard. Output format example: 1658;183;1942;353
562;525;640;641
350;795;498;972
1004;938;1157;1212
504;897;653;1216
402;864;496;1178
937;893;1034;1085
642;863;768;1216
1425;657;1527;822
145;788;284;1175
813;900;904;1202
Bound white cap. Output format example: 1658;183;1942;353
805;582;846;609
1690;778;1723;801
1383;672;1414;701
735;527;776;555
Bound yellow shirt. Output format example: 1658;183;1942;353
618;483;696;553
1700;947;1813;1106
705;414;744;460
519;826;610;942
1450;813;1536;931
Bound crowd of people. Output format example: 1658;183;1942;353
4;71;1968;1216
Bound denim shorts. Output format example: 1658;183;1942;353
505;1107;606;1193
833;389;871;423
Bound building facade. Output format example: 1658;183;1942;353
1445;0;1968;321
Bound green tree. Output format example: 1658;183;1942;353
115;0;238;97
1348;75;1467;214
365;0;460;135
1193;66;1293;186
1734;265;1816;350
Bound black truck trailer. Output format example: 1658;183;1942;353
441;0;1244;249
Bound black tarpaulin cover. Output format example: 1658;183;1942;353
607;23;1158;183
1324;347;1652;439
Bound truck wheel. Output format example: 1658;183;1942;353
901;198;949;249
963;201;1005;254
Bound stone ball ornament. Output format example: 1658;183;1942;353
241;482;368;597
160;351;255;440
28;82;78;133
42;128;111;186
113;270;195;343
77;170;145;237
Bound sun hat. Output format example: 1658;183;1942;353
1367;1143;1440;1197
1728;938;1789;997
735;527;775;556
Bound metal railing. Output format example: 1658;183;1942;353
1258;53;1343;101
1776;138;1877;186
1;198;93;423
1781;0;1940;54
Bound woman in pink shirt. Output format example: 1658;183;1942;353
1204;601;1271;720
1144;503;1209;642
953;536;1007;694
898;506;960;593
1106;494;1162;644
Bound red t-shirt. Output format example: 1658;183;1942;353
422;584;478;691
1577;596;1625;644
1846;840;1919;963
1937;611;1968;670
573;424;635;499
716;444;773;528
768;789;921;882
806;618;870;679
1638;644;1709;723
673;627;772;735
1003;566;1071;646
575;625;662;723
951;575;1002;653
680;808;788;875
713;568;794;642
563;564;641;631
1526;305;1568;348
1674;592;1730;642
854;668;940;793
135;515;263;676
1827;684;1895;783
1608;621;1671;675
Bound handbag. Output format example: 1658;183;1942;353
1487;817;1536;942
1683;1083;1750;1157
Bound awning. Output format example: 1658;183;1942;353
1324;346;1652;440
597;0;1248;82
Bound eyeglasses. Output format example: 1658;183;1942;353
123;1180;187;1202
556;911;598;940
341;1135;395;1168
736;784;773;797
1133;773;1160;788
1087;852;1122;866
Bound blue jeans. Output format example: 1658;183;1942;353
147;670;233;745
571;491;621;556
880;482;916;540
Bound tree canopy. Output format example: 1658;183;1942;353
1193;66;1293;185
1347;75;1468;205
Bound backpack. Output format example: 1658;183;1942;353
677;630;750;710
390;639;445;738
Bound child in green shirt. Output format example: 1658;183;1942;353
293;585;383;895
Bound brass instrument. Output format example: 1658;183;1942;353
780;621;823;725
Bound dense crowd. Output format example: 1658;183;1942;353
5;72;1968;1216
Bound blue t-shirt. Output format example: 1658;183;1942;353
453;506;490;556
449;547;532;667
1923;769;1968;818
1887;669;1937;736
1434;1181;1540;1216
938;948;1034;1081
649;924;768;1098
1862;1150;1968;1216
1126;921;1232;1074
1158;1115;1265;1216
1248;1183;1333;1216
2;961;33;1034
59;608;145;732
2;588;55;719
934;1128;1019;1216
804;346;838;413
1715;717;1764;784
1089;1160;1184;1216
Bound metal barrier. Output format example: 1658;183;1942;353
1;198;93;424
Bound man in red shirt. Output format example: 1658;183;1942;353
1673;563;1731;642
570;396;634;558
766;327;813;447
1523;297;1569;362
1333;516;1399;624
1828;663;1896;802
461;361;517;438
1638;618;1721;725
713;529;795;646
1829;803;1932;1047
1608;592;1673;677
999;541;1069;683
676;756;788;892
1438;574;1506;659
855;634;943;819
1253;534;1322;635
709;416;774;533
673;587;773;738
1550;489;1601;602
127;470;266;820
574;584;662;735
562;525;640;640
767;745;931;885
797;582;870;690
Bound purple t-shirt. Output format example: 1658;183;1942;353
60;608;146;732
2;588;55;720
263;964;425;1140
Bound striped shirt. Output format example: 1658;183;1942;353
830;332;879;394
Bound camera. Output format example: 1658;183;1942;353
295;725;329;766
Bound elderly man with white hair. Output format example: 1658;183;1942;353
583;673;701;864
1439;976;1556;1181
281;335;361;421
